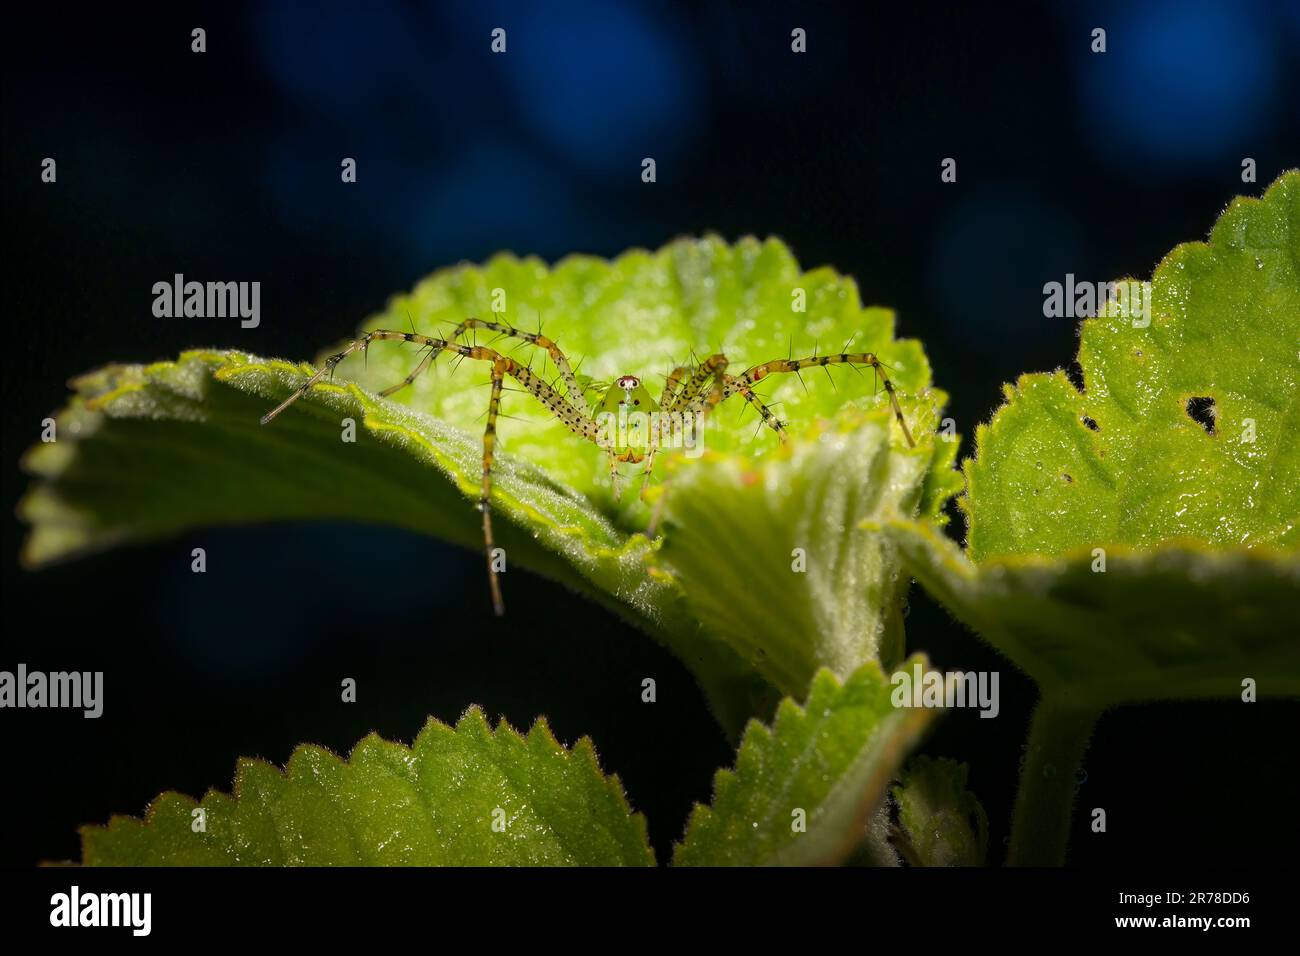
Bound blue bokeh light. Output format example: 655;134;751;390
1072;0;1280;171
476;0;705;179
402;145;593;267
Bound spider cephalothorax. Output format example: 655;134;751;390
261;317;914;615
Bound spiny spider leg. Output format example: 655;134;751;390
719;376;787;441
659;363;694;411
665;353;783;438
429;318;586;404
634;354;728;498
378;345;436;397
260;329;604;616
480;363;507;615
672;353;728;415
642;352;785;495
627;362;695;500
644;352;784;488
724;352;916;447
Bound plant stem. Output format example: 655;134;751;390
1006;697;1101;867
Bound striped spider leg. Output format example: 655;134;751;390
635;353;728;492
420;317;587;406
721;350;917;448
259;328;603;617
636;354;728;534
643;345;915;475
640;352;781;531
375;315;654;503
635;363;690;487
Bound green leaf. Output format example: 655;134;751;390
654;404;958;697
965;171;1300;560
880;172;1300;865
19;351;763;734
673;656;946;867
78;708;654;866
19;237;958;732
891;756;988;867
885;521;1300;703
883;172;1300;707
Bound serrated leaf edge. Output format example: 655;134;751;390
75;705;654;866
958;170;1300;551
673;655;944;867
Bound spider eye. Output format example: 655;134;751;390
617;375;640;390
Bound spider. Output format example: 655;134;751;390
260;317;916;616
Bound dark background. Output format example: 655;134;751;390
3;0;1297;868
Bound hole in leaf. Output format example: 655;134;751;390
1081;415;1099;432
1186;396;1217;435
1065;360;1085;392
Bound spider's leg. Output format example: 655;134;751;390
690;358;736;429
479;361;508;616
674;353;729;415
622;354;728;518
259;330;469;423
725;352;916;448
401;320;438;374
627;364;692;499
636;408;672;501
659;363;694;411
608;451;625;501
879;372;915;447
639;418;681;530
718;373;788;443
635;430;656;501
433;318;585;404
645;474;672;537
654;351;729;468
262;330;599;441
634;353;730;508
262;331;608;615
637;457;655;501
378;344;437;397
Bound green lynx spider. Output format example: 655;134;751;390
260;318;916;615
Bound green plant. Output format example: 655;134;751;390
20;173;1299;866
